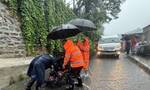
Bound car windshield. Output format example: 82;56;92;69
99;38;120;44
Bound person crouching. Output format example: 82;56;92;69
25;51;55;90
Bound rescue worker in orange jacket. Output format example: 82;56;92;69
63;39;84;89
77;37;90;76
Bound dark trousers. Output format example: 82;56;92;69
126;41;131;55
67;67;83;88
26;63;45;90
26;78;41;90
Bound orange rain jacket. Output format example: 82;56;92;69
63;39;84;68
77;37;90;70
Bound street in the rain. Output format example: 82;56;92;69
1;0;150;90
2;54;150;90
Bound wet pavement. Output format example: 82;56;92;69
129;55;150;68
0;57;33;88
0;57;33;68
89;54;150;90
2;54;150;90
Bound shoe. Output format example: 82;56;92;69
76;83;83;87
77;77;83;87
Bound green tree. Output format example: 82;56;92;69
73;0;125;24
72;0;125;38
70;0;125;53
1;0;76;55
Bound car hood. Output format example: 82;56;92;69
99;43;120;47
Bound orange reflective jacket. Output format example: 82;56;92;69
63;39;84;68
77;37;90;70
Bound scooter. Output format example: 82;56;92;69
45;58;79;90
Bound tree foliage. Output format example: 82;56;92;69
72;0;125;39
67;0;125;53
73;0;125;24
1;0;76;55
1;0;125;55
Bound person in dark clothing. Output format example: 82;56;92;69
124;34;131;55
126;41;131;54
27;55;41;77
67;67;83;88
25;54;56;90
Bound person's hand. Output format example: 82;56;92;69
83;68;88;72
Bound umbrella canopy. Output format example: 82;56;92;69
47;24;81;40
69;18;96;31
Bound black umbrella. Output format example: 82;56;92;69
69;18;97;31
47;24;81;40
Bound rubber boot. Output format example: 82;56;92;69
35;82;42;90
76;77;83;87
66;77;74;90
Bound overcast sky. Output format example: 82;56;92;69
66;0;150;35
104;0;150;35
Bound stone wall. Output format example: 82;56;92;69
0;2;25;58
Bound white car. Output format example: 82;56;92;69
97;35;121;58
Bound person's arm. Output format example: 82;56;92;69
77;40;83;49
63;50;71;68
77;41;90;52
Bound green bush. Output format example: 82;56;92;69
2;0;76;55
1;0;97;56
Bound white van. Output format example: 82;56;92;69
97;35;121;58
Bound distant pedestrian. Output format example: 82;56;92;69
121;35;125;52
124;35;131;54
131;35;137;54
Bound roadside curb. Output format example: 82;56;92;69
128;55;150;74
0;64;29;70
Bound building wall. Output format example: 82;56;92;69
0;2;25;57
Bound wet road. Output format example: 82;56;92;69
2;54;150;90
89;54;150;90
